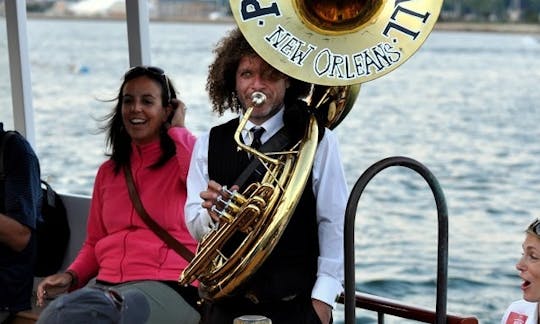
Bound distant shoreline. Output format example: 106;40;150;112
17;13;540;35
435;22;540;34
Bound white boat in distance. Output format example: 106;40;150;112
67;0;124;16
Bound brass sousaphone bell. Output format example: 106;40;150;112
180;0;443;300
232;0;443;86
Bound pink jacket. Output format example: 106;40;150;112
69;127;197;288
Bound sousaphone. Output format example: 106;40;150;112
180;0;443;300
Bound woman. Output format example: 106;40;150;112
36;66;199;323
501;219;540;324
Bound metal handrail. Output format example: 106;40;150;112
344;156;448;324
337;292;478;323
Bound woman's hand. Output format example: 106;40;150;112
312;298;332;324
36;273;73;307
169;98;187;128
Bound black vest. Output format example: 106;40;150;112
208;118;319;301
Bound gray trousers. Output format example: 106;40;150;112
111;281;200;324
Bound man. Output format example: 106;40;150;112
0;122;42;322
185;28;348;324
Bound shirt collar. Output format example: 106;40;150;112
241;106;284;144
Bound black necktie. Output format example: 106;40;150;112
250;127;265;150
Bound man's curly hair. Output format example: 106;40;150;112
206;27;310;116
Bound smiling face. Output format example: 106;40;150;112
235;55;290;125
516;233;540;302
121;76;171;145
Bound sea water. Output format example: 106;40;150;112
1;18;540;323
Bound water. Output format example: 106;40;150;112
2;18;540;323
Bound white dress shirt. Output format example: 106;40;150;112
185;108;348;307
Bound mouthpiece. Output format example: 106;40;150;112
251;92;266;106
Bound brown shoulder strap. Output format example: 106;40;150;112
123;164;194;262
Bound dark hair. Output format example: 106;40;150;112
100;66;178;173
206;28;310;116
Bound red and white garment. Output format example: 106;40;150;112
501;300;538;324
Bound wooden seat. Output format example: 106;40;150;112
10;292;48;324
12;310;39;324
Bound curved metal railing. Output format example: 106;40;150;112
344;156;449;324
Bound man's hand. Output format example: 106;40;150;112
200;181;240;223
200;180;221;222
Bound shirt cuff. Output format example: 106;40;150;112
311;275;343;308
189;210;214;241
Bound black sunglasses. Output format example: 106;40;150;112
125;65;171;103
527;219;540;236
